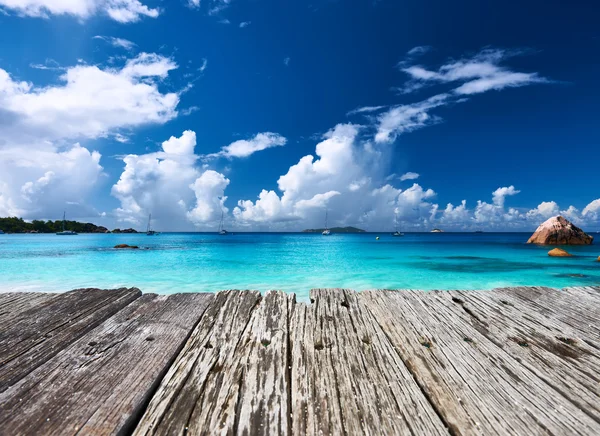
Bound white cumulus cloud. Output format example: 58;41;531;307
492;185;520;207
0;142;104;219
526;201;559;220
582;199;600;220
187;171;230;225
234;123;438;230
432;188;599;231
111;130;230;230
0;53;180;141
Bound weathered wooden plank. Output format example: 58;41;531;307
289;301;343;435
233;290;294;435
290;289;448;436
449;288;600;423
562;286;600;316
0;292;57;326
360;289;600;435
0;287;141;392
563;285;600;300
492;286;600;342
134;290;269;435
0;292;212;435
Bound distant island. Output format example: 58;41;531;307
302;226;366;233
0;217;138;234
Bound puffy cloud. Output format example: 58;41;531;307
440;200;469;225
283;57;290;67
348;177;370;192
111;130;230;230
0;52;184;222
454;186;523;226
93;35;137;51
239;21;250;28
582;199;600;220
526;201;559;220
0;0;159;23
430;185;523;228
430;188;599;231
0;142;104;218
492;185;520;207
162;130;197;155
399;172;419;181
559;205;583;225
209;132;287;159
187;171;230;225
295;191;341;210
234;123;438;230
0;53;179;142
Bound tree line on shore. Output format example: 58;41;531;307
0;217;138;234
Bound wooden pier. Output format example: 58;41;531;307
1;286;599;435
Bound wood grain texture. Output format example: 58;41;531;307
134;289;267;435
0;292;212;436
233;290;294;435
0;292;57;326
2;287;600;435
493;286;600;342
360;288;600;435
448;287;600;423
0;287;141;392
290;288;448;436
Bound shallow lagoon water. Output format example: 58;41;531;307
0;232;598;300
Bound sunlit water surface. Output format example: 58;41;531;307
1;232;598;300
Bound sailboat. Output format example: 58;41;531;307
218;211;228;235
56;211;77;235
146;214;159;235
322;210;331;235
392;212;404;237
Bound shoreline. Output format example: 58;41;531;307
0;280;579;296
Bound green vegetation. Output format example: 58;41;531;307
0;217;137;234
302;226;366;233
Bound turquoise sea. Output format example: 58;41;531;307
0;233;598;300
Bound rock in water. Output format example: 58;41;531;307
114;244;139;249
548;248;572;257
527;216;593;245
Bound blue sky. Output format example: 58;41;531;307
0;0;598;231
